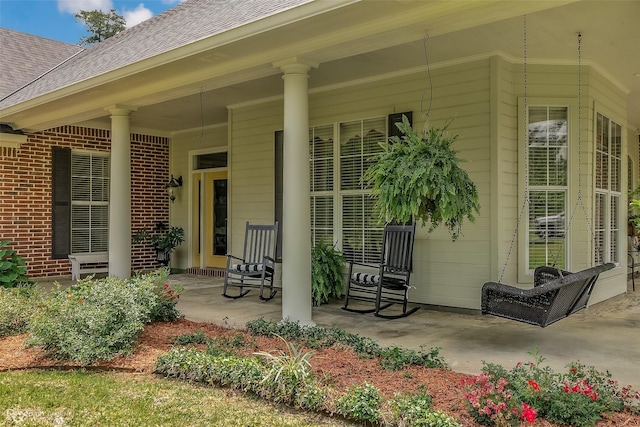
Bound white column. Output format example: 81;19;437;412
105;105;136;279
275;58;317;325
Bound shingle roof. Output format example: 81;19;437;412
0;28;84;99
0;0;312;109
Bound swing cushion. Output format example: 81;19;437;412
481;263;614;327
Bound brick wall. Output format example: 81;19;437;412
0;125;169;278
131;133;170;271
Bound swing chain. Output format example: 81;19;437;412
420;33;433;132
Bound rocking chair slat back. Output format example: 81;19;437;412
243;223;277;265
383;224;415;272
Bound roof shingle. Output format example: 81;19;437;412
0;28;83;99
0;0;311;109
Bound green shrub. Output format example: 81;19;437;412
28;275;155;364
380;345;447;370
388;389;461;427
131;268;184;322
336;382;382;423
173;330;210;345
295;382;329;412
0;287;41;336
311;241;345;306
0;240;32;288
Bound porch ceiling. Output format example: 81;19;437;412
3;0;638;134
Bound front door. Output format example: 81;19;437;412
192;171;227;268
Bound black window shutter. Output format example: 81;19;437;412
52;147;71;258
274;130;283;262
388;111;413;139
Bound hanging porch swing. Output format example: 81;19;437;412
481;18;614;327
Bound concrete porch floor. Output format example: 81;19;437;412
171;274;640;390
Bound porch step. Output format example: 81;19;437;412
185;267;226;278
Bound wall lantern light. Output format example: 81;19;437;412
166;175;183;203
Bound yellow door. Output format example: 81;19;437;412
192;171;228;268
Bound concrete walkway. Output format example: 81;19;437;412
172;274;640;390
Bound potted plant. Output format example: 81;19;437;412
363;115;480;240
311;240;346;306
132;222;185;266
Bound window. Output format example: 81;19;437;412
308;117;387;263
340;118;385;263
70;152;110;253
594;112;622;264
527;106;568;270
52;148;109;257
309;124;334;246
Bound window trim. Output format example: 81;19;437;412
593;105;624;266
517;97;577;282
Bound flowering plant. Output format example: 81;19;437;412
462;373;535;426
465;350;640;427
149;280;184;322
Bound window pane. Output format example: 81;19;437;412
596;152;606;189
195;152;227;169
340;118;385;191
71;152;109;254
594;193;605;265
311;195;333;246
529;190;566;269
342;193;383;263
610;195;619;263
310;125;334;192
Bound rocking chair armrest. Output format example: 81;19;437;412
347;260;379;269
263;255;277;265
226;254;246;263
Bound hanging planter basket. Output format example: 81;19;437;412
363;115;480;240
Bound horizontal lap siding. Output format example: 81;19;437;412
229;101;282;257
495;58;518;285
310;59;493;309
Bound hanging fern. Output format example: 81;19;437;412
363;115;480;240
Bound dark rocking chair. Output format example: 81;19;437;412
223;221;278;301
343;223;419;319
481;263;614;327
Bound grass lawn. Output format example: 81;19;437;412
0;370;354;427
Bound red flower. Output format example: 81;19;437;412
528;380;540;391
521;403;537;423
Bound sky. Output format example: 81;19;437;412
0;0;185;45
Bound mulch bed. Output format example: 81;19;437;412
1;318;638;426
